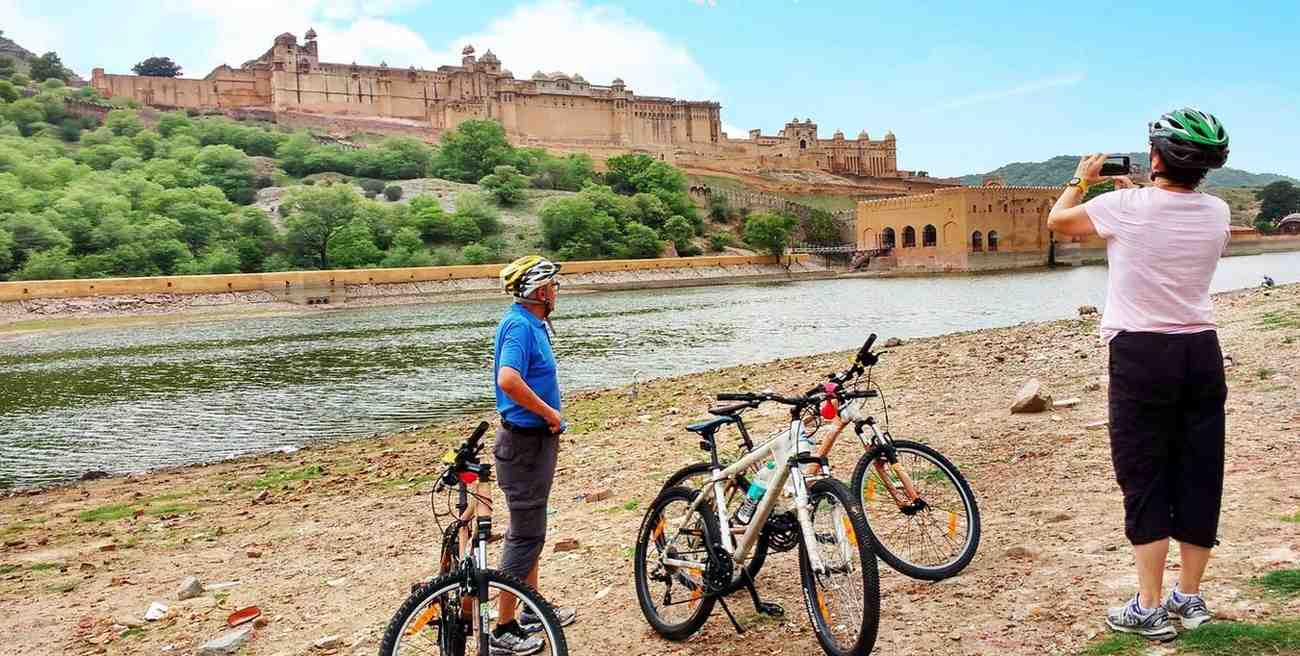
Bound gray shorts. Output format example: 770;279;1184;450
493;425;559;580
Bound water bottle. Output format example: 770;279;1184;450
797;424;820;475
735;460;776;524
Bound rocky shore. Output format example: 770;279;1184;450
0;284;1296;655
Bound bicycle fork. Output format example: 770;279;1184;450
475;516;491;655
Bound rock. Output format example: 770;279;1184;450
583;488;612;504
1084;382;1102;392
177;576;204;600
553;538;580;553
79;563;96;571
883;337;903;348
197;627;253;656
1085;420;1108;431
1052;397;1080;409
1004;545;1039;560
253;490;270;504
1045;512;1072;523
97;542;116;552
1223;355;1235;369
245;549;262;559
113;616;144;628
79;470;110;481
1078;305;1099;317
1010;379;1052;414
145;601;169;621
314;635;342;650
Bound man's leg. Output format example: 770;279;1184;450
1134;539;1169;609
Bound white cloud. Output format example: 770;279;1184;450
721;122;747;138
0;0;64;55
930;73;1084;112
442;0;717;101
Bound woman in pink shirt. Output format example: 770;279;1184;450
1047;108;1231;642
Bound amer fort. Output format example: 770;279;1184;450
89;29;1299;274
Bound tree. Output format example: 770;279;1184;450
14;247;76;280
453;191;502;235
28;52;68;83
707;194;732;222
801;209;841;245
0;57;15;81
479;165;528;205
0;80;17;103
157;111;193;138
620;222;662;259
326;220;383;268
743;212;797;257
461;243;490;264
0;227;15;275
105;110;145;137
661;215;695;253
282;186;361;268
132;56;183;78
1257;181;1300;222
449;214;482;244
2;99;46;136
383;184;403;201
193;144;255;204
432;120;514;182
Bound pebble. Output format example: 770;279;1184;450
553;538;580;553
314;635;342;650
197;627;253;656
177;576;205;600
145;601;169;621
1003;546;1039;560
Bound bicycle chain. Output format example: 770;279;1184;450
762;511;800;553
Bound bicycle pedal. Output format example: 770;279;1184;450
757;601;785;617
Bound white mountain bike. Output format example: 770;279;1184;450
634;386;880;656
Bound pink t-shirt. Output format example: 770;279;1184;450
1084;186;1230;343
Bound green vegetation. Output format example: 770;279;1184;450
1255;569;1300;596
1258;310;1300;330
1179;619;1300;655
1281;510;1300;523
1255;180;1300;230
959;153;1297;189
131;56;182;78
47;580;78;594
28;562;59;571
249;464;323;489
78;503;135;522
0;563;18;575
743;211;798;256
79;497;200;521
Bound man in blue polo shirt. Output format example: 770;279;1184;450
490;255;576;655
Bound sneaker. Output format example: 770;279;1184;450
1164;589;1213;629
490;623;544;656
519;606;577;634
1106;595;1177;641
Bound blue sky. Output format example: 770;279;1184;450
5;0;1297;178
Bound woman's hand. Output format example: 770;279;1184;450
1075;153;1108;184
1112;176;1137;189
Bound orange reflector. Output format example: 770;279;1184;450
406;602;440;636
652;518;665;541
841;515;857;546
689;569;703;608
948;511;958;538
817;590;830;621
865;478;876;501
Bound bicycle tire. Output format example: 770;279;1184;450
660;462;769;589
634;485;720;641
850;439;981;581
797;477;880;656
379;569;569;656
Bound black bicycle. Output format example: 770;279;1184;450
379;422;569;656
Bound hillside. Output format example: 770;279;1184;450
960;153;1297;188
0;32;83;83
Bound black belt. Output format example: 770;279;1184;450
501;420;553;437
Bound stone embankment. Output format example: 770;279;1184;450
1;284;1296;655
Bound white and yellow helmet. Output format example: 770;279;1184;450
500;255;560;298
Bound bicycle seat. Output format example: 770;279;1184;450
708;402;751;417
686;415;736;437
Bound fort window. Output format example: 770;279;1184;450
972;205;977;213
922;224;937;247
902;226;916;248
881;227;896;249
987;230;1000;252
971;231;983;252
988;204;993;212
799;139;807;150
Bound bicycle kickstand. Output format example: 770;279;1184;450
740;569;785;618
715;595;746;635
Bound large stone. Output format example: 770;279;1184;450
1078;305;1099;317
314;635;342;650
883;337;903;348
177;576;204;600
553;538;580;553
1010;379;1052;414
197;627;253;656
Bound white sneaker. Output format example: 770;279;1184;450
1163;590;1212;630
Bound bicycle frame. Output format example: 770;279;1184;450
661;417;831;575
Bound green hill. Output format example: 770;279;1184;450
959;153;1297;188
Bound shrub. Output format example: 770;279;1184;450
461;243;490;264
383;184;403;201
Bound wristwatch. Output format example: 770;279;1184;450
1067;177;1089;193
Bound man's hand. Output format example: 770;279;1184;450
1113;176;1137;189
1075;153;1108;184
542;407;564;435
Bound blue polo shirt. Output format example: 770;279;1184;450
493;303;561;428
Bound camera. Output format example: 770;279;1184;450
1100;156;1131;177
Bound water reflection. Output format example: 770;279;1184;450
0;253;1294;488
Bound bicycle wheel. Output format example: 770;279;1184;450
660;462;769;589
634;485;720;641
798;477;880;656
380;569;568;656
850;439;980;581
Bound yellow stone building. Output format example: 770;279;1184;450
855;185;1073;271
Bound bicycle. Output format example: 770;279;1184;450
659;334;981;582
379;421;569;656
635;385;880;656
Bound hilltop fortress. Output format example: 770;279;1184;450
92;30;944;192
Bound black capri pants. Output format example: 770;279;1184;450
493;424;559;581
1108;330;1227;548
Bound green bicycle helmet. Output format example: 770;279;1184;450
1148;107;1229;169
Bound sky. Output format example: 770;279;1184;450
4;0;1298;178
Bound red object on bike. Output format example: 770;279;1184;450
458;471;479;484
820;383;840;419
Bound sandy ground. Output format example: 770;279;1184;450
0;285;1297;656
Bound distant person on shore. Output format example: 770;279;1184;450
1047;108;1231;641
491;255;577;654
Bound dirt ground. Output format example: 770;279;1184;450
1;285;1297;656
